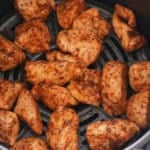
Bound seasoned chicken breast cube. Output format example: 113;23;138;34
14;88;43;135
0;35;25;71
67;80;101;106
57;29;102;66
0;79;23;110
56;0;86;29
112;5;145;52
46;107;79;150
10;137;48;150
73;8;111;39
86;119;140;150
101;61;127;116
0;110;19;146
126;90;150;128
31;84;78;110
14;0;55;21
129;61;150;92
14;20;51;54
25;60;83;85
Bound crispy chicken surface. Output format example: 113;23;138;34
68;80;101;106
56;0;87;29
86;119;140;150
101;61;127;116
14;20;51;54
0;35;25;71
10;137;48;150
112;4;145;52
46;107;79;150
25;60;83;85
31;84;78;110
57;29;102;66
0;110;19;146
129;61;150;92
126;90;150;128
14;88;43;135
73;8;111;39
14;0;55;21
0;79;23;110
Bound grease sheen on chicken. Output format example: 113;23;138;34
14;88;43;135
14;0;55;21
126;90;150;128
46;107;79;150
14;20;51;54
86;119;140;150
0;35;25;71
25;60;83;85
73;8;111;39
112;4;145;52
0;79;23;110
0;110;19;146
31;84;78;110
10;137;48;150
56;0;87;29
101;61;127;116
57;29;102;66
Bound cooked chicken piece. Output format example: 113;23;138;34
115;4;136;28
57;29;102;66
82;69;102;85
46;50;79;63
67;80;101;106
101;61;127;116
31;84;78;110
129;61;150;92
25;60;83;85
127;90;150;128
46;106;79;150
0;79;23;110
112;10;145;52
0;35;25;71
14;20;51;54
14;0;55;21
86;119;140;150
56;0;86;29
0;110;19;146
73;8;111;39
14;88;43;135
10;137;48;150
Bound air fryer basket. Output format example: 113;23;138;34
0;0;150;149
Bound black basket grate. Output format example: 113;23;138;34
0;0;149;149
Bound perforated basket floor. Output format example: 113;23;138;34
0;0;150;150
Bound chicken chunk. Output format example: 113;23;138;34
46;107;79;150
115;4;136;28
10;137;48;150
86;119;140;150
129;61;150;92
25;60;83;85
0;35;25;71
67;80;101;106
0;79;23;110
14;0;55;21
57;29;102;66
14;88;43;135
112;5;145;52
0;110;19;146
73;8;111;39
14;20;51;54
101;61;127;116
126;90;150;128
31;84;78;110
56;0;86;29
